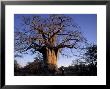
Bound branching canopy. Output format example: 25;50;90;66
14;14;86;55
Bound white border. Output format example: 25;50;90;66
5;5;106;85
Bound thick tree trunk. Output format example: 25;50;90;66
46;48;58;65
40;47;59;68
39;47;59;75
40;47;58;66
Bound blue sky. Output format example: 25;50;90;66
14;14;97;67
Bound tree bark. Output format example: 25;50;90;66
40;47;59;67
46;48;58;65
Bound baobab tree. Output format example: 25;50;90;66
14;14;86;70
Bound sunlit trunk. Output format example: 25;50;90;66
41;47;59;69
46;48;58;65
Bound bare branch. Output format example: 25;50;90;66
14;14;86;55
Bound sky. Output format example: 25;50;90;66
14;14;97;67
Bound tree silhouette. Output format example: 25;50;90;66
14;14;86;69
84;44;97;65
14;60;21;72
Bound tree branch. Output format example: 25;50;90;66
26;42;42;51
57;44;76;49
